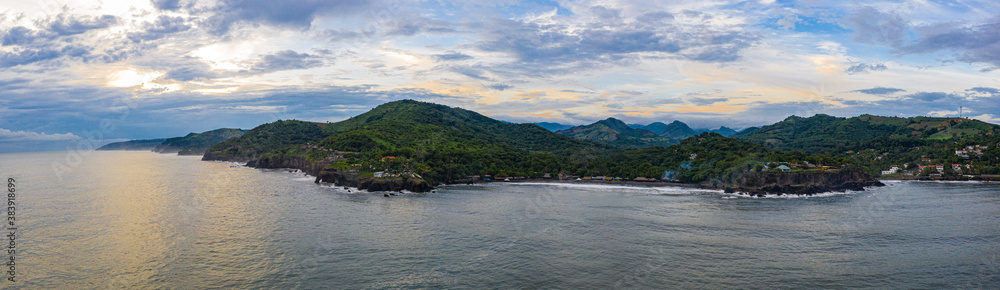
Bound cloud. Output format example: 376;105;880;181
432;52;473;62
205;0;372;34
845;62;887;74
474;6;758;75
967;87;999;94
688;97;728;106
245;50;324;74
0;13;128;68
897;18;1000;70
39;14;118;36
151;0;182;10
844;6;908;46
486;83;513;91
163;58;219;81
0;48;62;68
383;17;459;36
851;87;905;95
0;128;79;142
127;15;192;42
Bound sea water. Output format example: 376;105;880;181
1;151;998;288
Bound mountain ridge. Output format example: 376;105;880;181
556;117;675;148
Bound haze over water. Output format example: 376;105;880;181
2;151;998;288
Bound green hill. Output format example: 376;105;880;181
735;114;1000;153
733;114;1000;176
643;121;697;139
204;100;611;183
557;118;675;148
696;126;738;137
97;138;168;151
203;120;328;162
153;128;248;155
204;100;884;188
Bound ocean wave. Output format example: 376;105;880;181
494;182;723;195
720;189;865;199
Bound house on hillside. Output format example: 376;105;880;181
776;165;791;172
881;165;901;176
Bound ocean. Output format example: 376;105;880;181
1;151;998;288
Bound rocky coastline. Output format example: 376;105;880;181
720;167;885;197
204;153;434;193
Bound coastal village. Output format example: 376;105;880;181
876;143;1000;180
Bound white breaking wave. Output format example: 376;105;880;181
495;182;723;195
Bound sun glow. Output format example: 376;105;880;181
107;69;164;87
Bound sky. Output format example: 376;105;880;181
1;0;999;152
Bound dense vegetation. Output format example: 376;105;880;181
97;138;168;151
640;120;697;139
153;128;247;155
556;118;676;148
734;114;1000;175
696;126;738;137
205;99;999;187
204;120;327;162
207;100;800;185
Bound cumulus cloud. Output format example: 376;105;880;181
127;15;192;42
967;87;999;94
0;13;128;68
474;6;758;75
39;13;118;36
0;128;79;142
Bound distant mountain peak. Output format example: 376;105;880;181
558;118;675;148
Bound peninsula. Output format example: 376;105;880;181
202;100;887;195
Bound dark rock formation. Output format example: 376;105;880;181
721;167;885;197
206;153;433;193
314;167;432;193
246;156;326;176
201;151;249;163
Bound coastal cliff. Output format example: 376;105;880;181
201;151;250;163
721;167;885;196
220;154;433;193
314;167;433;192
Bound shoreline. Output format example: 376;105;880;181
468;178;706;189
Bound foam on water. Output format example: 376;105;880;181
496;182;724;195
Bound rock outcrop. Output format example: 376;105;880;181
210;154;434;193
246;156;326;176
314;167;433;193
722;167;884;196
201;151;249;163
